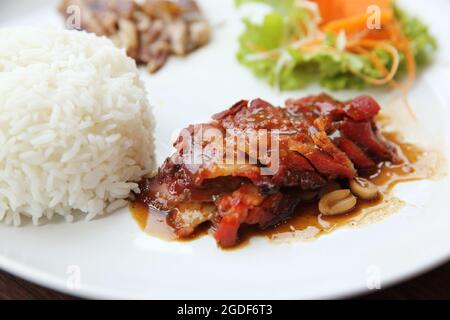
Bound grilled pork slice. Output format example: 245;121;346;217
59;0;210;73
136;94;396;247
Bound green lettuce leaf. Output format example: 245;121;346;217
236;0;437;91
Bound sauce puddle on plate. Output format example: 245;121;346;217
130;132;438;248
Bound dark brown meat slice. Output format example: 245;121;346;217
343;95;381;121
214;96;358;180
139;94;394;247
334;138;376;170
340;120;393;160
268;150;325;190
214;185;304;247
59;0;210;73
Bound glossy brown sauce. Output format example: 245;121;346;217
130;132;431;248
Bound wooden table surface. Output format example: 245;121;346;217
1;261;449;300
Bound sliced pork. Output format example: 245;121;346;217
136;94;396;247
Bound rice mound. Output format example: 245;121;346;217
0;27;155;225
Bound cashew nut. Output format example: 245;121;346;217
319;189;357;216
350;177;379;200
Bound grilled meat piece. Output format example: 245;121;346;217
136;94;396;247
59;0;210;73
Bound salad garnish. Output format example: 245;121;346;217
236;0;437;91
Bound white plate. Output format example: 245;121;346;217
1;0;450;299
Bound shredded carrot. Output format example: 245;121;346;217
247;43;271;54
291;1;418;116
322;11;394;34
312;0;393;25
349;45;389;77
387;21;417;118
347;40;400;85
298;44;336;53
390;20;416;89
293;37;324;49
345;29;370;47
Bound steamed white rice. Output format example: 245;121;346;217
0;27;155;225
